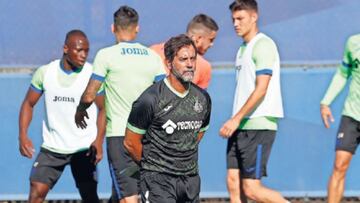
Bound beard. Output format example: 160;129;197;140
171;66;194;85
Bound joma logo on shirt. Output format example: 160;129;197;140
53;96;75;103
120;48;149;55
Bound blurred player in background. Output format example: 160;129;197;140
320;34;360;203
151;13;218;89
19;30;105;203
219;0;288;202
75;5;165;203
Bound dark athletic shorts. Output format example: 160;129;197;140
335;115;360;154
226;130;276;179
107;136;139;200
140;171;200;203
30;147;97;188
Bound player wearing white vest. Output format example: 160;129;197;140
18;30;105;203
75;6;165;203
219;1;288;203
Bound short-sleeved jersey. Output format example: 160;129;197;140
127;78;211;175
321;34;360;121
92;42;166;137
150;42;212;89
233;33;283;130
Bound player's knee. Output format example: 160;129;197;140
29;182;48;202
227;173;239;191
333;160;350;175
77;181;100;203
242;186;258;201
242;180;261;201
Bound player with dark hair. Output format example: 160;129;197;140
19;29;105;203
321;34;360;203
220;1;289;202
75;5;165;203
124;34;212;203
151;13;218;89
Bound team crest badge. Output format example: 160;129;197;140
193;99;203;113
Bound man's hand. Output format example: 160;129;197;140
75;109;89;129
219;117;240;138
320;104;334;128
19;135;35;158
87;139;103;165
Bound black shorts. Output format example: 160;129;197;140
107;137;139;200
140;171;200;203
226;130;276;179
335;115;360;154
30;148;97;188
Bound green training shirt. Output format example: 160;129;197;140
321;34;360;121
92;42;165;137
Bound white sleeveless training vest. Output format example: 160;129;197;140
232;33;283;118
41;60;97;153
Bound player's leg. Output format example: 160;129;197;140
242;178;287;203
227;169;240;203
227;131;247;203
328;116;359;203
176;174;201;203
140;171;176;203
29;148;67;202
328;150;352;203
29;182;50;203
70;150;99;203
107;137;139;203
239;130;288;203
226;131;247;203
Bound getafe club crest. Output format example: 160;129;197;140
193;99;203;113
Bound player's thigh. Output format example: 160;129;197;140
179;174;201;203
238;130;276;179
70;150;98;187
30;148;68;189
226;130;242;169
140;171;177;203
335;116;360;154
106;137;139;199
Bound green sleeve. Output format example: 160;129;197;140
92;49;108;78
30;65;47;91
252;37;277;72
321;67;349;105
321;38;352;105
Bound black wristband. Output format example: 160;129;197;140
77;101;91;112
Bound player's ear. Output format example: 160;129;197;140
191;34;201;44
250;11;258;23
135;25;140;34
111;24;115;34
165;59;172;70
63;45;68;54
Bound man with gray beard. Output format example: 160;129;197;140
124;34;212;203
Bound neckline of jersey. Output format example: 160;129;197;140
59;59;82;75
164;78;189;98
